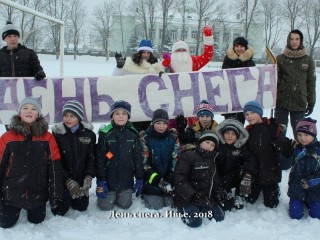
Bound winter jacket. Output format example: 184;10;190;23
0;115;63;209
96;121;143;192
221;47;255;69
173;145;228;208
51;122;96;185
216;119;257;190
276;47;316;111
141;126;178;196
0;43;45;77
288;140;320;202
122;57;164;75
179;120;219;145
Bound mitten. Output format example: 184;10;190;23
240;174;252;197
308;178;320;187
115;52;126;68
133;179;143;197
34;71;46;81
96;180;108;199
162;52;171;67
203;26;214;46
175;114;187;132
192;192;213;208
66;178;83;199
221;193;235;211
305;103;315;116
81;175;93;197
158;178;173;195
282;138;296;157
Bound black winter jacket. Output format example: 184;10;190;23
96;121;143;192
0;44;45;77
51;122;96;184
0;115;64;209
221;47;255;69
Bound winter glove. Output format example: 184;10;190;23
66;178;83;199
133;179;143;197
240;174;252;197
203;25;213;36
34;71;46;81
115;52;126;68
192;192;214;208
162;52;171;67
305;103;315;116
282;138;296;157
96;180;108;199
81;175;93;197
307;178;320;187
158;178;174;195
220;193;235;211
175;114;187;132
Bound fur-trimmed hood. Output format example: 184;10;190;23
8;115;49;137
51;121;94;135
123;57;164;74
226;47;254;62
283;46;306;59
216;119;249;148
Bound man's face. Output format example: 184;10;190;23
290;33;301;50
4;34;19;50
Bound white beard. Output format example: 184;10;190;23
171;52;193;72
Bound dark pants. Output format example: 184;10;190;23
275;107;305;139
246;183;280;208
0;204;46;228
179;204;225;228
289;198;320;220
51;189;89;216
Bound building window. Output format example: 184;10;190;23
191;31;198;39
160;29;163;39
223;33;230;43
182;30;188;39
171;30;177;41
236;14;240;20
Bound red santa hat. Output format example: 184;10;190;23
172;40;189;53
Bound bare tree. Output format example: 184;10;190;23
92;0;115;61
159;0;176;54
237;0;259;39
177;0;192;41
280;0;304;30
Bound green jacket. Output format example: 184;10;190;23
276;48;316;111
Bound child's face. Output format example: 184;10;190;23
20;104;38;126
245;111;262;125
297;132;314;146
200;140;215;152
199;115;212;128
112;109;129;126
153;121;168;133
63;112;79;128
223;130;238;145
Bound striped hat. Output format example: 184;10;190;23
296;117;317;137
62;100;84;121
196;99;214;119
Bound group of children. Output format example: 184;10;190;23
0;97;319;228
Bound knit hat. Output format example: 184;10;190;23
2;21;20;40
18;97;41;116
243;101;263;117
137;39;153;53
233;37;248;49
287;29;304;50
109;100;131;119
296;117;317;137
198;130;219;147
172;40;190;53
221;125;240;138
152;109;169;124
196;100;214;119
62;100;84;121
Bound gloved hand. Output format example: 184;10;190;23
115;52;126;68
66;178;83;199
192;192;214;208
203;25;213;36
162;52;171;67
282;138;296;157
133;179;143;197
305;103;315;116
240;174;252;197
158;178;173;195
220;193;235;211
34;71;46;81
300;179;309;189
81;175;93;197
175;114;187;132
96;180;108;199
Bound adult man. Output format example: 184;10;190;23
276;29;316;138
0;21;46;80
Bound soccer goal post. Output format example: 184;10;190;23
1;0;65;76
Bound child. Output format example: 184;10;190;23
176;99;219;145
216;119;256;210
288;118;320;220
51;100;96;216
173;130;234;228
0;97;63;228
96;100;143;210
243;101;294;208
141;109;178;210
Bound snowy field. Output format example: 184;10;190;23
0;54;319;239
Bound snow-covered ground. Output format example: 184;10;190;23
0;54;319;239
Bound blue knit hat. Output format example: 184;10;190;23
137;39;153;53
18;97;41;116
62;100;84;121
243;101;263;117
109;100;131;119
196;100;214;119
